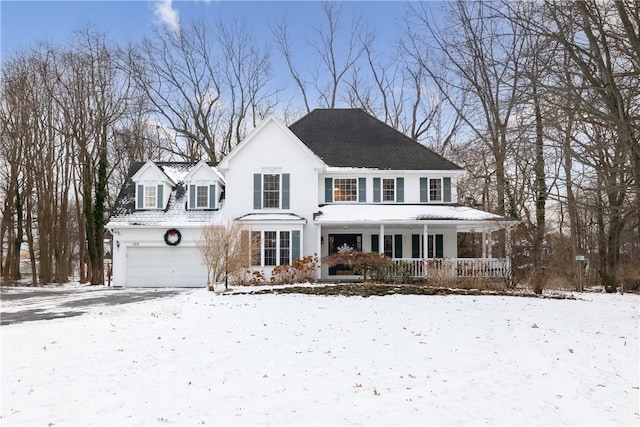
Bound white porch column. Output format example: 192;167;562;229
379;224;384;255
423;224;429;260
482;231;487;258
505;226;512;259
316;224;322;280
423;224;429;278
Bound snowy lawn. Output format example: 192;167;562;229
1;287;638;426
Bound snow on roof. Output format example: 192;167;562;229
314;204;516;224
107;185;221;228
159;164;191;184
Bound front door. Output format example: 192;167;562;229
328;234;362;275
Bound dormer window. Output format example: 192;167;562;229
196;186;209;208
189;184;216;210
136;184;164;210
144;185;157;208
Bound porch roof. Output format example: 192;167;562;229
236;213;307;224
313;204;518;231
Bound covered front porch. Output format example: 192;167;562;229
313;204;518;281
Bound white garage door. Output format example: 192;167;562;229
126;246;207;287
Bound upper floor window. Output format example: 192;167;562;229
334;178;357;202
144;185;157;208
137;184;163;210
263;174;280;208
429;178;442;202
382;179;395;202
374;177;403;203
189;184;216;210
254;173;290;210
196;186;209;208
420;177;452;203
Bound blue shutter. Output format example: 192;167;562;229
373;178;381;203
282;173;290;209
396;177;404;202
371;234;379;253
157;185;163;209
435;234;444;258
209;184;216;209
189;185;196;209
292;230;300;260
443;177;452;203
253;174;262;209
137;185;143;209
420;178;428;203
358;177;366;202
394;235;403;258
324;177;333;203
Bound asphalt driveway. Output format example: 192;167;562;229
0;286;185;326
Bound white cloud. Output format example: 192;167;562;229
154;0;180;33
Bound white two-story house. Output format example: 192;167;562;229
107;109;517;287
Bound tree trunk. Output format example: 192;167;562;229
530;81;547;295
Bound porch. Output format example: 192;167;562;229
313;203;519;281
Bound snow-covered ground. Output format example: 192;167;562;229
1;287;638;426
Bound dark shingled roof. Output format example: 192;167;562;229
288;109;462;170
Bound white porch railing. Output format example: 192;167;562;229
392;258;511;279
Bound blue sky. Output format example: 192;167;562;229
1;1;412;57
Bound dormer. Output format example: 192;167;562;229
183;160;225;210
132;161;175;210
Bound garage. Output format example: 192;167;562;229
125;246;208;287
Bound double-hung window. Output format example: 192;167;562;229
334;178;358;202
196;186;209;208
254;173;290;209
429;178;442;202
374;177;404;202
264;231;278;266
263;174;280;208
421;177;451;203
279;231;290;265
143;185;157;208
189;184;216;210
382;179;395;202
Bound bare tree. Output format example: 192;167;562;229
513;0;639;291
272;1;365;112
128;18;275;162
197;221;252;290
407;1;527;219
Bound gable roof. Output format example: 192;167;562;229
131;161;176;186
288;109;462;171
183;159;225;183
218;115;324;171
